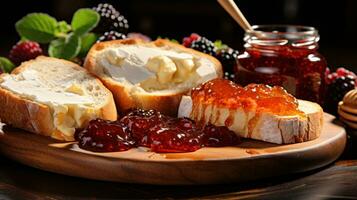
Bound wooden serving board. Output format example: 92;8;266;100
0;113;346;185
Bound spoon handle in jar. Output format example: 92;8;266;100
217;0;253;32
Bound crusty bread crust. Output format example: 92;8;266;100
250;100;323;144
178;96;324;144
0;56;117;141
84;39;223;116
0;87;54;137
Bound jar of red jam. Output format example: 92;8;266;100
235;25;327;104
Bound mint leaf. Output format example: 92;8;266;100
156;36;179;43
170;39;179;44
214;40;223;48
78;33;98;58
15;13;57;43
48;33;81;59
214;40;228;50
0;57;15;73
55;21;71;35
71;9;100;36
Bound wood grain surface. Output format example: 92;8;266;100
0;146;356;199
0;113;346;185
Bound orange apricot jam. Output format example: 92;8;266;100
191;78;304;116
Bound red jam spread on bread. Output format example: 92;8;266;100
191;78;303;116
75;109;239;153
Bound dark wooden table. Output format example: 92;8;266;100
0;130;356;200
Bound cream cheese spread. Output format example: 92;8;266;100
0;70;94;105
0;69;96;137
100;45;217;87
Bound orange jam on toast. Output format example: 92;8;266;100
191;78;304;116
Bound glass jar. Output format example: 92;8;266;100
235;25;327;104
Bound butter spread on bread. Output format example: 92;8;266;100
0;56;117;141
85;39;223;116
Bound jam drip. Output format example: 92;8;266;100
191;78;303;116
75;109;239;153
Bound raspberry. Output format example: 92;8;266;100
97;31;127;43
216;48;239;81
92;3;129;34
326;73;339;85
9;41;43;65
336;67;350;77
182;33;201;47
190;37;216;56
325;67;331;77
325;67;356;85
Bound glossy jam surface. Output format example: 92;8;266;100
191;78;303;116
236;46;327;104
75;109;240;153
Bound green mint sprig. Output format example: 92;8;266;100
78;33;97;57
0;57;15;73
16;13;58;43
15;9;100;60
156;36;179;44
71;9;99;36
214;40;229;50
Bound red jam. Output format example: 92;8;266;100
75;109;240;153
235;25;327;104
191;78;303;116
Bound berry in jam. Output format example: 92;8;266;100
201;124;240;147
75;109;240;153
75;119;135;152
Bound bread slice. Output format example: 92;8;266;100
84;39;222;116
178;96;323;144
0;56;117;141
0;120;4;134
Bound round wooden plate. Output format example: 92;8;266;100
0;113;346;185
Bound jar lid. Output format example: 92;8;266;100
245;25;320;48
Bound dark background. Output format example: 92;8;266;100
1;0;356;72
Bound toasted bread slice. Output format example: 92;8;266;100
0;56;117;141
0;120;4;134
178;97;323;144
84;39;222;116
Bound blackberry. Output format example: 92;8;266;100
326;75;356;114
190;37;216;56
92;3;117;15
97;31;127;42
216;48;239;80
92;3;129;34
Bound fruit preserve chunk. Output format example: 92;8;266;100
191;78;303;116
75;109;240;153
